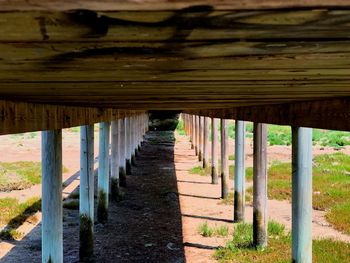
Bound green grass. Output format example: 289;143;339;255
229;155;235;160
0;161;68;191
214;221;350;262
219;191;253;206
198;221;214;237
0;197;41;240
176;119;186;136
189;165;211;176
266;153;350;234
197;222;229;237
226;123;350;147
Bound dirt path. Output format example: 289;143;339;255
0;131;349;262
176;134;350;262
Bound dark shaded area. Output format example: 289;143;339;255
149;111;181;131
1;131;185;263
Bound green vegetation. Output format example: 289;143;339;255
189;165;211;176
197;222;229;237
198;221;214;237
214;221;350;262
0;162;41;191
0;197;41;240
219;191;253;206
0;161;68;191
176;119;186;136
10;132;38;140
229;155;235;160
148;131;175;144
63;200;79;210
263;153;350;234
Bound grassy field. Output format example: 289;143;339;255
177;119;350;148
214;221;350;263
0;161;68;191
0;162;42;191
0;197;41;240
264;152;350;235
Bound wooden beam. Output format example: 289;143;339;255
1;1;349;11
41;129;63;263
292;127;313;263
186;97;350;131
0;99;145;135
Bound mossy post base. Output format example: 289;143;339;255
211;166;218;184
125;159;131;177
110;178;124;202
131;153;136;166
119;167;126;187
234;191;244;222
79;214;94;262
97;190;108;224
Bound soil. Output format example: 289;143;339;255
0;130;349;262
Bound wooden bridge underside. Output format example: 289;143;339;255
1;0;350;134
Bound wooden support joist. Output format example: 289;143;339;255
0;0;349;11
0;100;145;135
186;97;350;131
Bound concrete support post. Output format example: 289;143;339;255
221;119;229;198
97;122;110;223
253;123;268;248
125;117;131;176
196;115;200;156
198;116;203;161
211;118;219;184
131;116;136;166
203;117;210;168
193;115;198;155
234;120;246;222
190;115;194;149
79;124;95;261
110;120;122;201
119;118;126;186
292;127;313;263
42;130;63;263
191;115;195;150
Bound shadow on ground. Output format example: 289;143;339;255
1;131;185;263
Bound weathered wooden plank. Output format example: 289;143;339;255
1;1;350;11
42;129;63;263
186;98;350;131
0;99;144;135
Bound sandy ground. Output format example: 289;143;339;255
0;130;349;262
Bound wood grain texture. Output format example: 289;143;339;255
1;1;350;11
186;98;350;131
0;100;143;135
